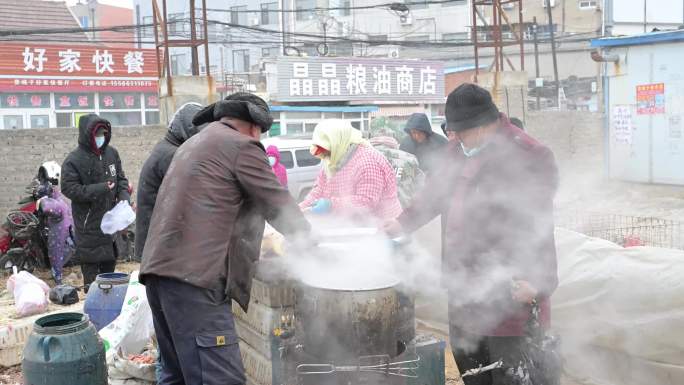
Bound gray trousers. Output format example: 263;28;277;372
145;275;246;385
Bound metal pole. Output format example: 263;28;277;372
546;0;560;109
518;0;524;70
202;0;210;77
533;17;541;110
644;0;647;33
189;0;200;75
493;2;499;72
152;0;162;77
472;1;479;82
280;0;286;54
162;0;173;96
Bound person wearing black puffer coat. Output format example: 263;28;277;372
61;114;130;291
134;103;205;262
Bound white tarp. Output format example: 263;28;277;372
552;228;684;385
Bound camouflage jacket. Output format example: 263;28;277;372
370;136;425;208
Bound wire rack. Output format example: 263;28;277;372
556;211;684;250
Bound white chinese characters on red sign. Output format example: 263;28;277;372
22;47;145;75
289;62;438;97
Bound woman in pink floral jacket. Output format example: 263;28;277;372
300;119;402;221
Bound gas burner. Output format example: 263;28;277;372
296;352;420;378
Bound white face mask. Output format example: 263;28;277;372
268;156;276;166
95;136;106;149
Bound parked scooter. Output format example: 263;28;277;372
0;162;71;277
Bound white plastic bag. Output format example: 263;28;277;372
99;271;155;364
7;270;50;317
101;201;136;235
108;348;157;383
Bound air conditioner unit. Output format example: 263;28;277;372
542;0;556;7
250;17;259;26
388;47;400;58
400;15;413;26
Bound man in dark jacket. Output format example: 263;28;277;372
399;112;447;173
385;84;558;385
134;103;204;262
140;93;311;385
61;114;130;290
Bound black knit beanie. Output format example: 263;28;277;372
445;83;500;132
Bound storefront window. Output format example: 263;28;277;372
54;93;95;110
0;93;50;109
56;113;73;128
287;111;321;120
3;115;23;129
99;93;141;109
30;115;49;128
286;122;303;133
145;111;160;125
144;94;159;109
100;111;142;126
304;123;317;133
323;112;343;119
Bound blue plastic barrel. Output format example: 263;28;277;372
22;312;107;385
83;272;129;331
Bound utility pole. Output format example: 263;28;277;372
533;17;541;110
189;0;200;75
280;0;287;55
546;0;560;109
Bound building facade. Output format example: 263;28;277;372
0;43;159;129
593;30;684;185
132;0;471;79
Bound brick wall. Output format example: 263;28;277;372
0;112;605;216
524;111;605;188
0;125;166;216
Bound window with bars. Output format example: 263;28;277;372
579;0;598;10
261;2;278;25
295;0;316;21
231;6;247;25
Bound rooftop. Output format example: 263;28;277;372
0;0;88;42
591;29;684;48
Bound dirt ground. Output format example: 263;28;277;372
0;365;21;385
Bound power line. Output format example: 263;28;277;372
0;17;600;49
203;0;463;13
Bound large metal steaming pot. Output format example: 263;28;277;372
295;277;401;362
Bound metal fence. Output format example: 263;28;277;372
556;211;684;250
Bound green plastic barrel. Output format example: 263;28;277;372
22;312;107;385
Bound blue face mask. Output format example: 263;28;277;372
268;156;277;166
460;141;488;158
95;136;106;149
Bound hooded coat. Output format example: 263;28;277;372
135;103;203;261
61;114;130;264
398;116;558;337
266;145;288;187
399;113;448;173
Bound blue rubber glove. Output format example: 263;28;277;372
311;199;332;214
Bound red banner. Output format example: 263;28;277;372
0;43;158;92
